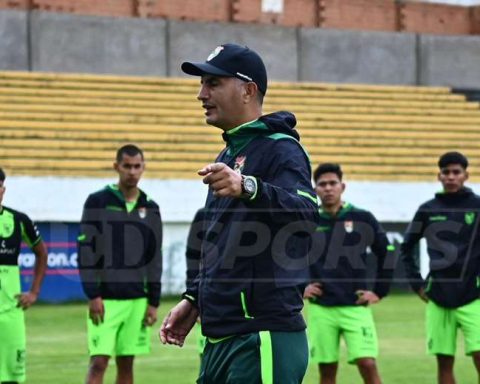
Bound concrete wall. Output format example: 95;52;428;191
0;9;479;87
299;28;417;84
30;12;167;75
168;20;298;81
0;10;28;70
419;34;480;87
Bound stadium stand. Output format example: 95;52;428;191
0;71;479;181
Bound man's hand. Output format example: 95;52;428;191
16;291;38;310
417;287;429;303
355;290;380;306
159;299;199;347
303;283;323;299
198;163;242;198
143;305;158;326
88;297;105;325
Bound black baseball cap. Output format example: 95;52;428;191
181;43;268;95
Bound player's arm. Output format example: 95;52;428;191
400;209;427;300
17;214;47;309
77;195;105;323
185;209;205;287
144;205;163;326
366;213;395;303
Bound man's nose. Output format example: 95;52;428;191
197;85;208;101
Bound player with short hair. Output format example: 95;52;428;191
305;163;394;384
401;151;480;384
160;43;319;383
0;167;48;384
78;144;163;384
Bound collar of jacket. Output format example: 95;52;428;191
319;201;352;219
222;119;269;158
435;187;474;202
106;184;148;207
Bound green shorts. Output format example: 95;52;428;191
198;330;308;384
87;298;151;357
426;299;480;356
307;303;378;364
0;307;26;383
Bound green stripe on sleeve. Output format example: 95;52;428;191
297;190;318;205
20;222;33;247
259;331;273;384
240;291;254;319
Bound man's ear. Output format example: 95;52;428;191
243;82;258;103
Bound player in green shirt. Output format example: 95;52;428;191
0;168;48;384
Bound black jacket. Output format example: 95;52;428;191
309;203;394;306
184;111;319;338
401;188;480;308
78;185;163;307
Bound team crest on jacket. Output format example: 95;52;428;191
138;207;147;219
0;222;14;237
465;212;475;225
344;221;354;233
234;155;246;174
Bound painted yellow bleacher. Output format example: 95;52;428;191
0;71;479;181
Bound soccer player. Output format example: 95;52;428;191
401;151;480;384
78;145;163;384
305;163;394;384
160;43;319;383
0;167;48;384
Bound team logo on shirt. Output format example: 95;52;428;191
138;207;147;219
465;212;475;225
0;221;13;237
233;155;246;174
344;221;354;233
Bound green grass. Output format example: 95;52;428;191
25;294;478;383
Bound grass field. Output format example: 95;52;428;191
25;294;477;383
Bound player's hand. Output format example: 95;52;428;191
355;290;380;306
303;283;323;299
88;297;105;325
143;305;158;326
15;291;38;310
198;163;242;198
417;287;429;303
159;299;199;347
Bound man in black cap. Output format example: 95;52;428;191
160;43;319;383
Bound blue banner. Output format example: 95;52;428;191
20;222;86;303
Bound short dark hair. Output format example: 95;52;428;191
116;144;144;163
438;151;468;170
313;163;343;183
0;168;5;182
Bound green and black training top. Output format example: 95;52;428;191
0;206;42;313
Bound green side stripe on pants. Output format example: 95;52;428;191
259;331;273;384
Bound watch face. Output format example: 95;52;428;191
244;178;256;194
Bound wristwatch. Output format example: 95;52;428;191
241;175;257;200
